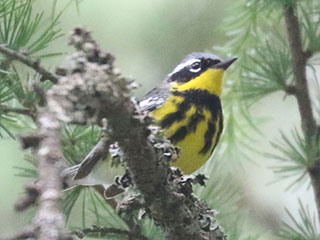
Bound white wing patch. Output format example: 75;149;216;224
139;96;165;111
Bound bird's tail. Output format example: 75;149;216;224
61;164;81;189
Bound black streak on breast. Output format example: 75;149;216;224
160;89;223;154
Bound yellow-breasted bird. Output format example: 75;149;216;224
140;52;237;174
63;52;236;187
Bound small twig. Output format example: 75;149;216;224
284;85;297;95
92;185;118;209
1;228;35;240
72;225;150;240
19;134;44;149
0;44;59;83
0;104;35;120
93;184;144;236
15;183;41;212
33;83;47;107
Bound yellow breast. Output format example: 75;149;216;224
152;95;222;174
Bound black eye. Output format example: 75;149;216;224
189;61;201;72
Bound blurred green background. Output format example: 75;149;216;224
0;0;317;238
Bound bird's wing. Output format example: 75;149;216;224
139;84;171;112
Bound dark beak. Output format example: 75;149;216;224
214;57;238;70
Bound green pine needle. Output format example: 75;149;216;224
277;200;319;240
0;0;62;55
62;186;83;223
238;41;292;103
268;129;320;190
300;1;320;53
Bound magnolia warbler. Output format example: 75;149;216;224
63;52;236;187
140;52;237;173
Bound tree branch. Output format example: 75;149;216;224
283;3;320;221
33;110;65;240
15;184;41;212
3;88;66;240
0;44;59;83
283;3;317;136
46;27;225;240
2;76;66;240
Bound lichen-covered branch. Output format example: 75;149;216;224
45;27;225;240
0;42;66;239
283;3;320;221
33;110;65;240
2;94;66;240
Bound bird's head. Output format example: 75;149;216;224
166;52;237;97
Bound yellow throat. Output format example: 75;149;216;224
171;68;224;97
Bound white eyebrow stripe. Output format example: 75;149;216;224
169;58;200;76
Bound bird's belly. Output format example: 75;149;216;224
169;119;213;174
153;106;218;174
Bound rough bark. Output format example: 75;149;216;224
33;111;65;240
